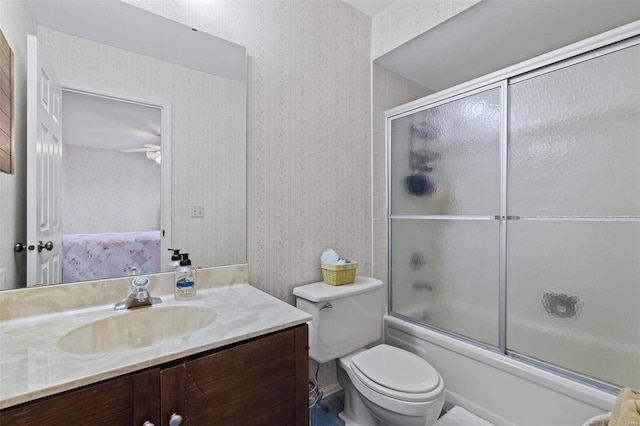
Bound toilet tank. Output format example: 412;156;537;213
293;276;383;363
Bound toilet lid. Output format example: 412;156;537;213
351;344;440;394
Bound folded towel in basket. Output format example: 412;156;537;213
610;388;640;426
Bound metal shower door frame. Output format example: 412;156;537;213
385;21;640;393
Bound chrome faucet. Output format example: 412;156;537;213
114;276;162;310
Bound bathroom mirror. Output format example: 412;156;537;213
0;1;247;289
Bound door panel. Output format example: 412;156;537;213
27;35;63;285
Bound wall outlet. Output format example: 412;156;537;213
191;205;204;218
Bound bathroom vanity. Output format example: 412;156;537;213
1;325;308;425
0;266;311;425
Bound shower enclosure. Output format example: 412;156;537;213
386;34;639;391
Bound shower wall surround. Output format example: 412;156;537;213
387;36;640;389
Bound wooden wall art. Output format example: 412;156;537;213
0;29;13;174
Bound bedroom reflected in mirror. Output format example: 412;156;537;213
60;90;164;283
1;0;247;290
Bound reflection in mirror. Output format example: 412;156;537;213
0;1;247;290
61;90;163;283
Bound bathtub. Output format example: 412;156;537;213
398;300;638;389
384;314;617;426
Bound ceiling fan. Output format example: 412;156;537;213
119;144;162;164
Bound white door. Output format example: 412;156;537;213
26;35;63;286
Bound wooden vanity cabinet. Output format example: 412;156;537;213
0;325;309;426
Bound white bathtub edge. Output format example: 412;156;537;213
444;388;517;426
384;315;615;425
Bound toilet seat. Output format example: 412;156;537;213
351;344;441;402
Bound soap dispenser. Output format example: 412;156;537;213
174;253;196;300
167;248;181;272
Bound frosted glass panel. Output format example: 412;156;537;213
390;88;501;216
508;44;640;216
390;219;500;346
507;220;640;388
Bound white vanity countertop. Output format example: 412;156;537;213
0;283;311;409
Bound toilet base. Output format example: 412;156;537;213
337;350;444;426
338;411;361;426
338;365;382;425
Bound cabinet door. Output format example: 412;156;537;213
0;376;133;425
184;325;308;426
134;368;161;426
161;363;186;426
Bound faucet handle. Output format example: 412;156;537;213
132;276;151;300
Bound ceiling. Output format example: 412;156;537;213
28;0;246;82
375;0;640;92
28;0;243;154
343;0;395;17
62;91;161;151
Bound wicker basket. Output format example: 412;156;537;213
321;262;357;286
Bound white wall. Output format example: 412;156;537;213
0;1;36;289
38;26;246;270
62;145;161;234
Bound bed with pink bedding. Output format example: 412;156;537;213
62;231;161;283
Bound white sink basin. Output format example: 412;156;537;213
57;305;217;354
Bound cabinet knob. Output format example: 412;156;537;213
169;413;183;426
142;422;155;426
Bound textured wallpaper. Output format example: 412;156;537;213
244;1;372;302
38;26;247;270
122;1;372;392
62;145;161;234
125;1;374;303
0;1;36;289
371;0;480;59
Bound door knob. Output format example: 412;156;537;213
14;243;26;253
169;413;183;426
38;241;54;252
142;422;155;426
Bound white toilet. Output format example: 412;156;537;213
293;276;445;426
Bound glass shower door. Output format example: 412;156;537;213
389;86;502;346
506;42;640;388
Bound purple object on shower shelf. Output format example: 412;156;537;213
405;173;436;197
